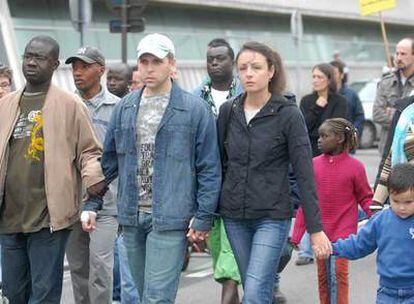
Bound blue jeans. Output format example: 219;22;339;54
376;286;414;304
113;234;139;303
118;233;139;304
123;213;187;304
224;218;290;304
298;232;313;258
1;228;70;304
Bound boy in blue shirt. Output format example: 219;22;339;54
333;163;414;304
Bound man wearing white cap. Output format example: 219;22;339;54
101;33;221;303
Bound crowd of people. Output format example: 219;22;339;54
0;32;412;304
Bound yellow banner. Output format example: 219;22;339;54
359;0;396;16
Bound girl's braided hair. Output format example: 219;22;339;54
323;118;358;152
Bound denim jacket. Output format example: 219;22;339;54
80;87;119;216
102;82;221;231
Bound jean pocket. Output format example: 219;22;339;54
376;286;392;304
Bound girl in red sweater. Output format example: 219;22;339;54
292;118;372;304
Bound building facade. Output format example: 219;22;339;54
1;0;413;96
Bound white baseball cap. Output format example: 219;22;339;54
136;33;175;59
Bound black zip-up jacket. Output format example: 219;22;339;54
217;93;323;233
300;92;348;156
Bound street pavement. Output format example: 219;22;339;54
61;148;382;304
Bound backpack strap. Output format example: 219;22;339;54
217;98;236;174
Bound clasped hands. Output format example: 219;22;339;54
186;228;209;243
310;231;333;259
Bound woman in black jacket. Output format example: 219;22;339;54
300;63;348;156
217;41;332;304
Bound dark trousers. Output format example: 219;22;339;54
1;228;70;304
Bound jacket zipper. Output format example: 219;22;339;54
242;121;253;218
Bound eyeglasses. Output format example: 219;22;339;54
22;54;48;63
0;82;10;88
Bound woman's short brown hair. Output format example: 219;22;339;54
236;41;286;94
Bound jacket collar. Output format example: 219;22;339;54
123;81;188;133
167;81;188;111
408;74;414;86
8;88;24;105
43;84;71;111
200;76;243;97
11;84;60;112
388;71;414;86
232;93;294;124
234;93;292;114
127;81;188;111
312;91;341;107
199;76;243;116
76;87;118;107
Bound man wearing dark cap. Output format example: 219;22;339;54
65;46;120;304
101;33;221;303
0;36;106;303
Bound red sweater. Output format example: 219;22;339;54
292;152;372;244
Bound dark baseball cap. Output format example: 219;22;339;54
65;46;105;66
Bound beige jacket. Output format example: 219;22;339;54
0;84;105;231
373;72;414;154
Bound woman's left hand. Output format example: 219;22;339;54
310;231;332;259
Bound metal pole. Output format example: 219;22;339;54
291;10;303;101
121;0;128;63
295;37;302;101
79;0;85;47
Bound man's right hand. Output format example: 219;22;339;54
81;211;97;232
